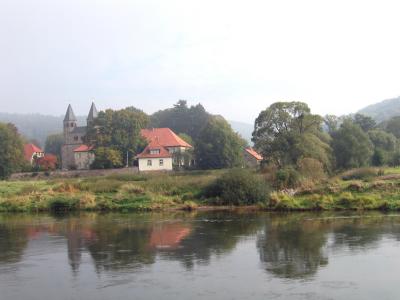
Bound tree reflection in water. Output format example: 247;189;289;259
2;212;400;280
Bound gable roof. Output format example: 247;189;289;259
141;128;192;148
136;139;172;159
74;145;94;152
245;147;263;161
24;144;44;161
64;104;77;122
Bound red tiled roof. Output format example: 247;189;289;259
136;139;172;159
24;144;44;161
245;147;263;160
141;128;192;148
73;145;94;152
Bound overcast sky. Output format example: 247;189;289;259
1;0;400;122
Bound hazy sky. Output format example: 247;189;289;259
1;0;400;122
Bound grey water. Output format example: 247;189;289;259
1;211;400;300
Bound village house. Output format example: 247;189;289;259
24;143;45;165
243;147;263;168
136;128;193;171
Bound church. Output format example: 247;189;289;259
61;103;97;170
61;103;193;171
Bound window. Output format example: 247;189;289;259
74;136;79;141
147;160;152;166
70;123;74;127
150;149;160;155
159;159;163;166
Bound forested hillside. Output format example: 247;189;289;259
358;97;400;123
0;113;86;147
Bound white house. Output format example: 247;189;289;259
136;128;193;171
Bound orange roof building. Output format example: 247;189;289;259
141;128;192;148
243;147;263;168
136;128;193;171
24;144;44;164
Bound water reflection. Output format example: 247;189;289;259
2;212;400;281
257;213;329;279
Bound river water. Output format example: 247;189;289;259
1;211;400;299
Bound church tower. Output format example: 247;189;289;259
63;104;77;140
87;102;98;125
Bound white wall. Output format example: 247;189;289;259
138;157;173;171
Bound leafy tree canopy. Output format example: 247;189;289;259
353;113;376;132
385;116;400;138
150;100;210;140
252;102;332;170
331;120;374;169
195;116;245;169
0;123;26;179
87;107;149;164
45;133;64;158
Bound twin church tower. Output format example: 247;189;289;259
61;103;98;169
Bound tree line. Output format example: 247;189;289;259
2;100;400;179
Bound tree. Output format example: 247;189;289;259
331;120;374;169
91;147;123;169
0;123;25;179
45;133;64;159
195;116;245;169
368;129;397;152
252;102;332;170
150;100;210;140
324;114;341;134
353;114;376;132
385;116;400;138
87;107;149;166
367;129;397;166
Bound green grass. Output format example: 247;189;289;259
4;167;400;212
0;170;223;212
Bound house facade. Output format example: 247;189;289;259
61;103;98;170
137;128;193;171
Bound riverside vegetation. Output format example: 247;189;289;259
3;167;400;212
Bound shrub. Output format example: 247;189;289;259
274;167;301;189
79;193;96;210
48;197;79;211
297;157;326;181
204;169;270;205
341;168;383;181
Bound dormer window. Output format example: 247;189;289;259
150;149;160;155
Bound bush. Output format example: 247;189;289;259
274;167;301;189
341;168;383;181
297;158;326;181
204;169;270;205
48;197;79;211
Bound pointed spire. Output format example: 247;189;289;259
87;102;98;122
64;104;77;122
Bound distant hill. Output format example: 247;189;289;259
228;120;253;144
358;97;400;123
0;111;254;147
0;113;86;147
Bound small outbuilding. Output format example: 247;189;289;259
73;145;95;170
243;147;263;168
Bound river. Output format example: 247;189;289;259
1;211;400;299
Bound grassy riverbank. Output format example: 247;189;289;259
3;167;400;212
